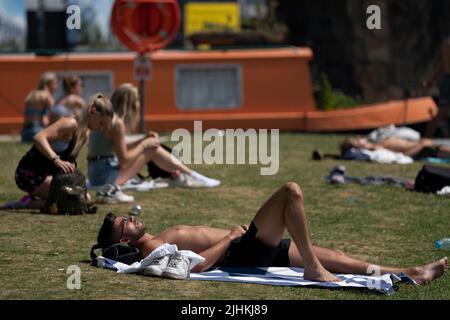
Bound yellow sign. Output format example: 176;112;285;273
184;2;240;36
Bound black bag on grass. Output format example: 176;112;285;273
414;164;450;193
90;243;142;265
42;170;97;215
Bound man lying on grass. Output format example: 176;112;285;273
95;182;448;284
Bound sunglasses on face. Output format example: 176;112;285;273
120;217;129;240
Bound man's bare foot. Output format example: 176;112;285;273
405;257;448;285
304;265;341;282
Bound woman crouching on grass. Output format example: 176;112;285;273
9;93;114;209
87;83;220;204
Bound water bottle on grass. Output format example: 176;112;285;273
435;238;450;251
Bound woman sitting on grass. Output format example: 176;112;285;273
20;90;54;143
6;94;114;209
87;83;220;204
49;75;86;124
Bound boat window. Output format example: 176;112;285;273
175;64;242;110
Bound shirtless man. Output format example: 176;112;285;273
424;36;450;137
340;136;450;160
95;182;448;285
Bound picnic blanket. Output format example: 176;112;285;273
95;245;415;295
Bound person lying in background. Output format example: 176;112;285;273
340;136;450;160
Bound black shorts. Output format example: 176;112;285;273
15;166;48;194
413;146;441;160
221;222;291;267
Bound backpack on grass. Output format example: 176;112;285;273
90;243;142;265
414;164;450;193
42;170;97;215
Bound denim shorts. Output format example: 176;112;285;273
87;156;119;186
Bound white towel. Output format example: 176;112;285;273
96;244;415;294
361;148;413;164
190;267;416;294
96;243;205;273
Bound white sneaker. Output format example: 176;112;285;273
121;176;144;190
143;254;172;277
96;184;134;204
169;173;219;188
190;172;221;188
161;253;191;280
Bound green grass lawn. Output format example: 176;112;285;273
0;133;449;300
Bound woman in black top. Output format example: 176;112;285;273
15;93;114;203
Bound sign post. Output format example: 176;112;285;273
133;54;153;133
111;0;181;133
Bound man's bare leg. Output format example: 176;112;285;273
252;182;448;284
288;243;448;285
251;182;340;282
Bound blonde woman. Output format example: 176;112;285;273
14;93;114;207
38;72;58;97
21;90;54;143
87;83;220;203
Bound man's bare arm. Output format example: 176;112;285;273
192;225;247;273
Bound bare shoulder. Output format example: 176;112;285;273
57;116;78;130
112;117;125;133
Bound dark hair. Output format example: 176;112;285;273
96;212;118;248
339;138;354;155
63;75;82;95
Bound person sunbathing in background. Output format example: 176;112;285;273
340;136;450;160
94;182;448;285
20;90;54;143
37;72;58;101
49;75;86;124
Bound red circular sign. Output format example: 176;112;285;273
111;0;181;53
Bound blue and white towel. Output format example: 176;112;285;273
190;267;416;295
95;244;416;295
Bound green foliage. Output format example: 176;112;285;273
315;73;361;111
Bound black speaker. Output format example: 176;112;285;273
26;9;67;51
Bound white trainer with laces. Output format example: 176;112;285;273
143;254;172;277
169;173;220;188
161;253;191;280
96;184;134;204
